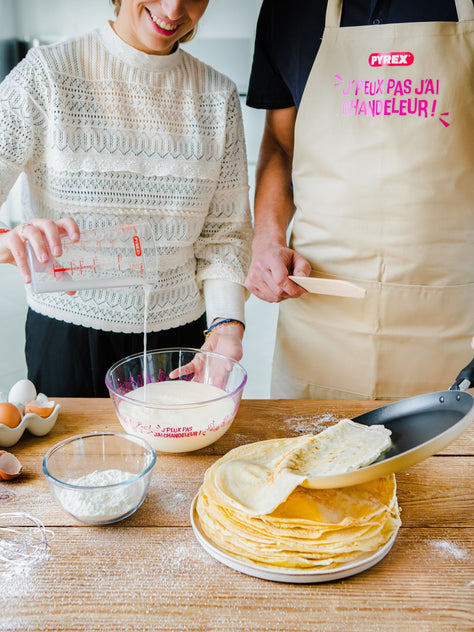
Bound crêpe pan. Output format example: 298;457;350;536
303;385;474;490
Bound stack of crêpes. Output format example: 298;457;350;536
196;419;401;570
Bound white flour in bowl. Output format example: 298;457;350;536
54;469;145;523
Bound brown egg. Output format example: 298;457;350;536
0;402;22;428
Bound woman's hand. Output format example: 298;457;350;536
0;217;80;284
168;322;244;385
202;322;244;361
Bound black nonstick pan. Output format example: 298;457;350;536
304;359;474;489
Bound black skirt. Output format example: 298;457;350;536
25;308;207;397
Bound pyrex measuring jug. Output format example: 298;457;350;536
26;221;157;293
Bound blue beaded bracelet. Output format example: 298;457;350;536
203;318;245;340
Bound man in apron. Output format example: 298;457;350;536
246;0;474;399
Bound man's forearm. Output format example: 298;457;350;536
252;108;297;247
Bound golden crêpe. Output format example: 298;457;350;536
196;419;400;570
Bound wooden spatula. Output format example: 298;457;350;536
289;276;366;298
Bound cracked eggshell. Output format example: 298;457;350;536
25;399;56;418
0;450;23;480
0;401;61;448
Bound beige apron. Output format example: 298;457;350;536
272;0;474;399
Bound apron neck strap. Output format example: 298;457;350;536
324;0;474;28
324;0;342;29
456;0;474;20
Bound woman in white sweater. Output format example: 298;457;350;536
0;0;252;396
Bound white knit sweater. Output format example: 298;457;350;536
0;23;252;333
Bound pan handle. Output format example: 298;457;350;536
449;358;474;391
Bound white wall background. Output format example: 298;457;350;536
0;0;16;37
12;0;260;40
0;0;278;398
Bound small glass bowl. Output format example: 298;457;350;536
42;432;156;525
105;348;247;453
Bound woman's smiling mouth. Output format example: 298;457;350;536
146;7;181;34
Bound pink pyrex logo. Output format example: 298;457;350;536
369;52;414;67
133;235;142;257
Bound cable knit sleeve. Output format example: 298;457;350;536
194;85;253;290
0;51;49;205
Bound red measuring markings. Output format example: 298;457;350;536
52;258;100;276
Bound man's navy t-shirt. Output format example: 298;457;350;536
246;0;460;110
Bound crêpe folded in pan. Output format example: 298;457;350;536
196;419;401;570
205;419;392;515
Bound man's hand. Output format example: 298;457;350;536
245;240;311;302
245;106;311;303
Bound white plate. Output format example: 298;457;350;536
190;495;398;583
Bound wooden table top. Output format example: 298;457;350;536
1;398;473;632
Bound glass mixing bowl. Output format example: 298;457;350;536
105;348;247;453
42;432;156;525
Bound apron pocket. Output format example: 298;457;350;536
272;282;473;399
